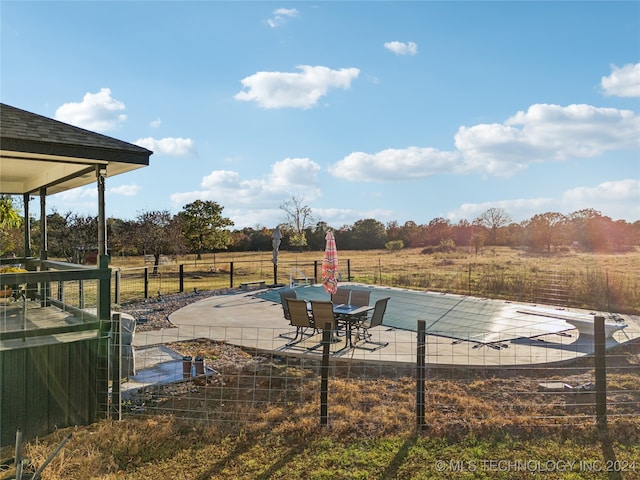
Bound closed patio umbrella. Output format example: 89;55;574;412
271;225;282;286
322;230;338;295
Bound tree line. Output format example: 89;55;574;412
1;195;639;266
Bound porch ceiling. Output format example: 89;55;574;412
0;103;152;195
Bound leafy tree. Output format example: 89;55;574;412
351;218;387;249
133;210;185;274
304;221;330;250
280;195;313;249
470;220;488;255
0;196;23;257
230;230;251;251
248;227;272;251
108;218;137;257
178;200;234;259
503;222;525;247
45;212;97;263
475;208;512;245
425;217;453;246
334;225;354;250
400;221;421;248
0;195;21;229
569;209;611;251
524;212;567;252
453;219;473;247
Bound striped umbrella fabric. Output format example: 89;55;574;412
322;230;338;294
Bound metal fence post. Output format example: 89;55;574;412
347;259;351;282
416;320;426;430
230;262;234;289
320;322;331;426
179;264;184;293
114;269;121;305
144;267;149;299
110;313;122;420
594;315;607;429
78;279;84;309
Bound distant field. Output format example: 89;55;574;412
110;247;640;314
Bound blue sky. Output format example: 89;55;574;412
2;1;639;229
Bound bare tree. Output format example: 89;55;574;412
475;208;512;245
280;195;313;248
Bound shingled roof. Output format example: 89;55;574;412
0;103;152;195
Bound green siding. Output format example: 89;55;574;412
0;332;108;447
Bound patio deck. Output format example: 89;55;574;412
133;284;640;369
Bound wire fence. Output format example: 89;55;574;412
110;257;640;438
116;319;640;436
113;258;640;314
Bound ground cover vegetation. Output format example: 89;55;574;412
2;336;639;479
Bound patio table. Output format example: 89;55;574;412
304;301;374;348
331;304;374;348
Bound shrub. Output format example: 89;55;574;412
385;240;404;251
435;238;456;253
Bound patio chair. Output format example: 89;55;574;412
278;288;299;340
331;287;351;306
349;289;370;307
331;287;351;333
279;288;297;321
310;300;340;344
347;289;371;325
355;297;390;351
284;298;315;345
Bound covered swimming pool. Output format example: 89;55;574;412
257;284;630;347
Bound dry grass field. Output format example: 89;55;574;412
112;246;640;314
2;335;639;479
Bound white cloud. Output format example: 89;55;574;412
267;7;299;28
601;63;640;97
55;186;97;202
329;104;640;181
447;179;640;223
448;198;555;223
110;184;141;197
314;207;395;227
55;88;127;132
234;65;360;109
384;41;418;56
150;117;162;128
170;157;322;212
134;137;196;156
563;178;640;208
328;147;462;181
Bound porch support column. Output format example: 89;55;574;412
96;166;110;321
96;165;107;257
39;188;49;306
22;193;31;257
39;188;47;258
